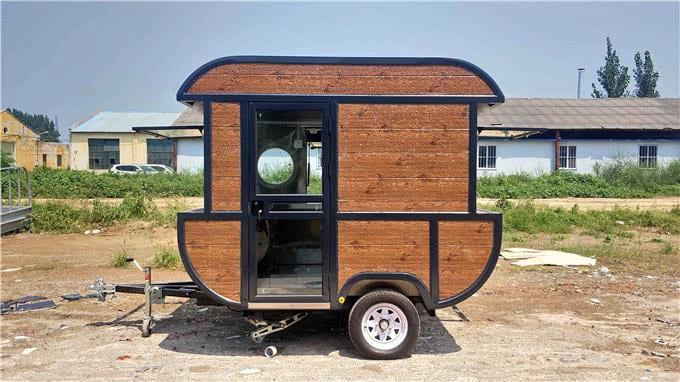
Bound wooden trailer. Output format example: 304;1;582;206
176;56;504;359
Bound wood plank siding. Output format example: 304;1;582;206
438;221;494;299
338;221;430;288
338;104;469;212
187;64;493;96
184;220;241;301
211;103;241;211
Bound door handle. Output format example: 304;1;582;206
251;200;265;220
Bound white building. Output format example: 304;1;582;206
477;98;680;176
69;107;204;173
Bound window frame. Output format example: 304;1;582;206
638;144;658;168
559;145;577;170
88;138;120;170
478;145;497;170
146;138;174;168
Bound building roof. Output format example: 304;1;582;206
478;98;680;131
70;112;182;133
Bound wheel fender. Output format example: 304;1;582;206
338;272;434;310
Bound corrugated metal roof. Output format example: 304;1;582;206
479;98;680;130
70;112;182;133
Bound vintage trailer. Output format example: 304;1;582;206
176;56;504;359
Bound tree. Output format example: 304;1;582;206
591;37;630;98
8;109;60;142
633;51;660;98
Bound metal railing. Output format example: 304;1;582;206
1;166;32;210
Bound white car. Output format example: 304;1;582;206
147;164;173;173
109;164;158;174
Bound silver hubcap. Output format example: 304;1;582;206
361;303;408;350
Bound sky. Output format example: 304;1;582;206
2;1;679;141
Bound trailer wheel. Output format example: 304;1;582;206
348;289;420;359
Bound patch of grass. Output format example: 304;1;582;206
29;167;203;198
487;200;680;238
31;260;68;271
110;246;132;268
662;242;674;255
31;194;181;233
152;246;180;269
477;159;680;199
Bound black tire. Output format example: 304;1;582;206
348;289;420;359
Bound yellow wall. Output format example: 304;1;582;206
70;132;152;171
1;110;70;169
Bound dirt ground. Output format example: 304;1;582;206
1;227;679;381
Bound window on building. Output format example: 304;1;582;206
147;139;174;168
316;148;323;170
42;154;47;167
57;154;62;167
639;145;658;168
88;139;120;170
559;145;577;169
478;145;497;169
1;141;15;159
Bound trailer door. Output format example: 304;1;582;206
246;102;331;304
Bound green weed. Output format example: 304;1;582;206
477;159;680;199
110;246;131;268
152;246;180;269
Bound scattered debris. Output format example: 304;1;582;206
84;230;91;235
14;336;30;341
240;368;261;375
589;298;602;305
644;275;657;280
91;229;101;234
21;348;37;355
61;293;98;302
116;355;131;361
656;318;676;326
136;366;150;373
654;338;668;345
598;266;610;274
615;220;625;225
501;248;596;267
1;267;22;273
642;349;667;358
451;305;470;322
1;296;56;314
264;345;278;358
327;350;340;357
197;308;208;313
224;335;240;340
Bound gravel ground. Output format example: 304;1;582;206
1;228;679;381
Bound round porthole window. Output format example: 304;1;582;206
257;148;293;185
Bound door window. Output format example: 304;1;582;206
255;110;323;195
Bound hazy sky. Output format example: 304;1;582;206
2;1;679;141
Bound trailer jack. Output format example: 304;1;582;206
85;258;204;338
245;312;309;343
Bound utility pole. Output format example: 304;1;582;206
577;68;585;98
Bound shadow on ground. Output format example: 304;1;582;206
91;299;462;358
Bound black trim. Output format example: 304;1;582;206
177;210;245;310
176;56;504;104
429;220;439;305
203;101;212;213
468;103;478;214
338;272;435;311
245;102;332;304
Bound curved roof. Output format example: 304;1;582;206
177;56;504;102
